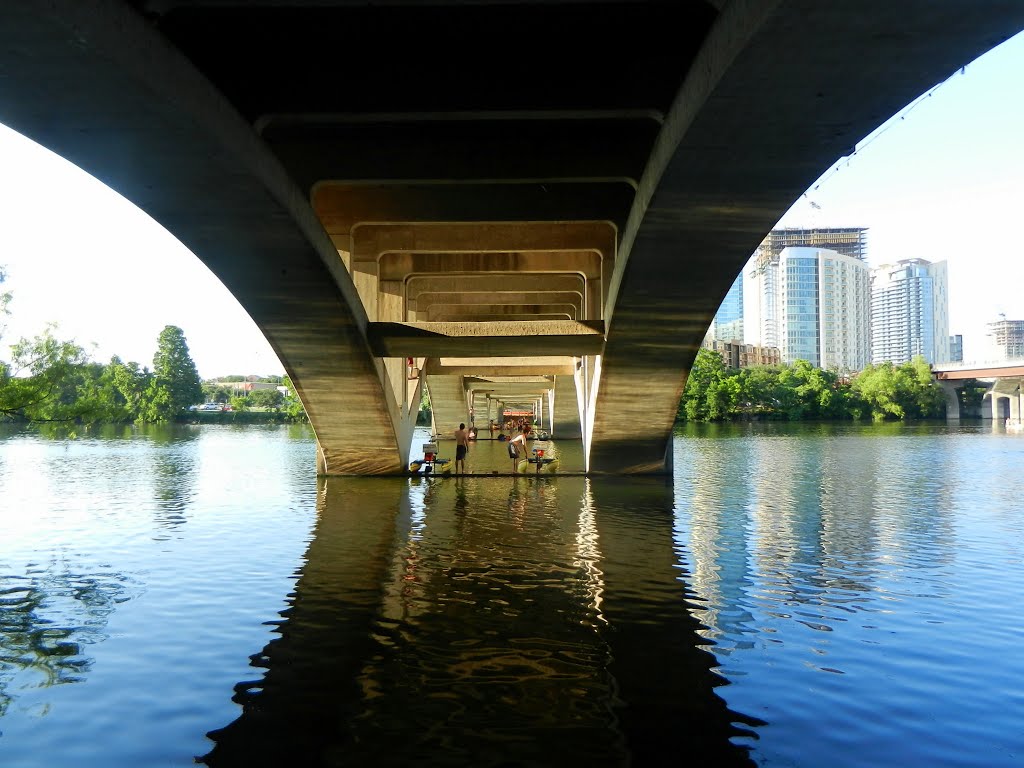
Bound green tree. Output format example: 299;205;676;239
679;348;730;421
110;358;153;421
150;325;203;419
851;356;944;421
0;325;92;422
249;388;283;410
281;375;308;422
202;382;232;404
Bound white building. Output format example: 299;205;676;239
985;317;1024;359
870;259;950;365
777;247;871;371
743;227;868;355
743;253;781;349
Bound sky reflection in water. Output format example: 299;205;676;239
1;422;1023;766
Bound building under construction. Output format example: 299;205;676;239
752;227;868;270
745;227;869;352
987;317;1024;359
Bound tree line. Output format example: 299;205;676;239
200;377;307;421
679;348;949;422
0;267;305;425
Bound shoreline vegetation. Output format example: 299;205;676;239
679;348;982;423
0;280;307;428
0;269;982;433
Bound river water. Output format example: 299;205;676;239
0;422;1022;767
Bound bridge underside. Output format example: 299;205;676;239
1;2;1021;473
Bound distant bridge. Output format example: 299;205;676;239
933;360;1024;422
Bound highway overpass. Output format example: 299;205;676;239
1;1;1022;473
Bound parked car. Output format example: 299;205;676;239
199;403;222;411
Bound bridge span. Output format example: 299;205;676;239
934;360;1024;423
2;2;1022;474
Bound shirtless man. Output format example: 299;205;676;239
508;425;528;474
454;423;470;474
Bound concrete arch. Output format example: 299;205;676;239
587;1;1024;472
0;1;413;474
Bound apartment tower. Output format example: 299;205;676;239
870;259;950;364
778;247;871;371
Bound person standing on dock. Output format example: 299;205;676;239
454;423;470;475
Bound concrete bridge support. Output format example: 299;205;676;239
983;377;1023;424
427;375;470;439
939;381;962;421
551;373;584;439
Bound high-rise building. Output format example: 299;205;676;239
985;317;1024;359
711;272;744;342
870;259;950;364
755;227;869;264
777;247;871;371
949;334;963;363
745;227;868;351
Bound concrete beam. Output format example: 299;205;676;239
425;309;577;322
261;115;660;191
425;357;577;377
410;291;585;314
352;222;616;264
379;251;604;282
312;182;635;251
406;274;585;297
366;321;604;358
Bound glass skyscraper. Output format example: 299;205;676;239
712;273;744;342
870;259;949;365
778;247;871;371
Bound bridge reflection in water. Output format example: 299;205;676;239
201;476;760;766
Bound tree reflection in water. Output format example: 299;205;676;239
0;560;134;718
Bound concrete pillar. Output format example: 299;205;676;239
551;373;583;439
352;262;378;320
989;393;1004;421
427;375;469;439
939;380;961;421
1010;388;1021;425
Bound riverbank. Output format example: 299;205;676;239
180;410;306;425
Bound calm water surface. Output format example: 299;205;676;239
1;422;1022;766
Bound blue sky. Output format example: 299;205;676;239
1;29;1022;378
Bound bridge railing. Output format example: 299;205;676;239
932;358;1024;373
